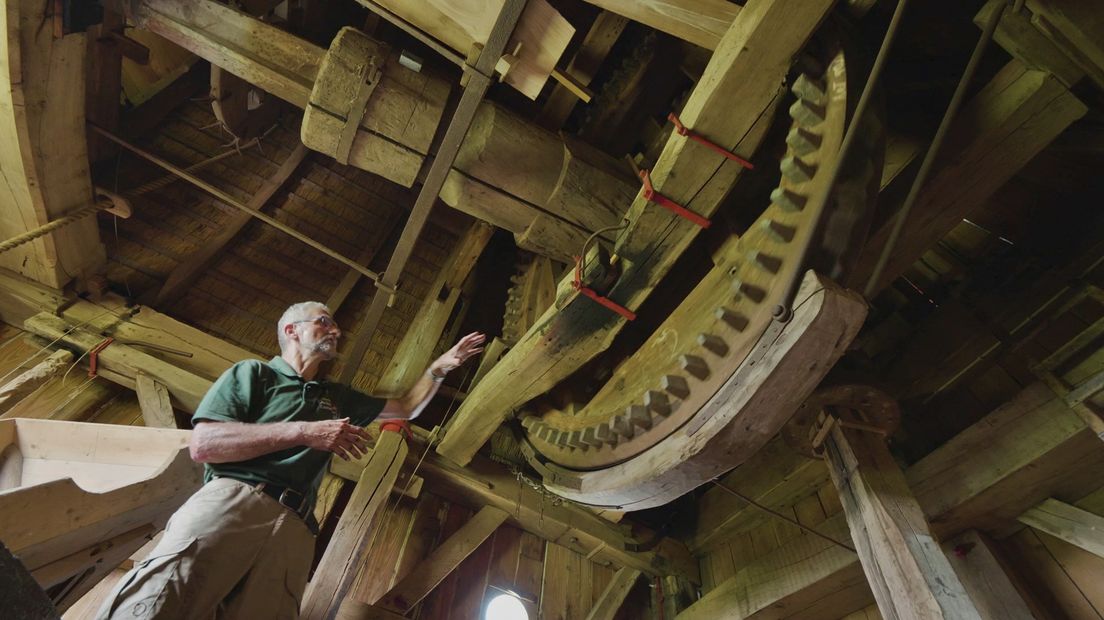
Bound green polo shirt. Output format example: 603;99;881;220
192;357;384;510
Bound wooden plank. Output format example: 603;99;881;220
135;373;176;429
378;506;508;613
437;0;834;466
1026;0;1104;88
0;349;74;416
852;60;1087;294
23;313;212;414
585;567;640;620
537;11;628;131
1019;498;1104;559
823;421;981;619
374;223;493;396
148;142;309;307
977;0;1085;87
302;430;408;619
0;0;105;289
581;0;740;50
943;529;1040;620
359;0;574;99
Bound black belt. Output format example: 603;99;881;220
218;477;319;533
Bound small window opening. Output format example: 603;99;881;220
485;592;529;620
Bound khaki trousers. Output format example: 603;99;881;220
96;478;315;620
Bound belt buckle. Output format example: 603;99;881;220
278;487;306;517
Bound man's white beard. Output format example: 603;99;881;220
309;336;338;360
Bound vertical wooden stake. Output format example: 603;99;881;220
302;429;408;619
823;421;982;619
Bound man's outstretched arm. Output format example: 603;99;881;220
379;332;485;421
190;417;371;463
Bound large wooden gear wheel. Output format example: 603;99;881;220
517;38;882;510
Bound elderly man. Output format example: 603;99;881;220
97;301;484;619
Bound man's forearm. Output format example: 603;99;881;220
389;371;442;421
190;421;304;463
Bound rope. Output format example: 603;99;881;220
0;200;112;254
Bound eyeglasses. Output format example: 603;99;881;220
291;315;339;331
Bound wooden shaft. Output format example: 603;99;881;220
90;126;381;284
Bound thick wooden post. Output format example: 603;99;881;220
823;420;981;619
302;429;408;620
942;530;1040;620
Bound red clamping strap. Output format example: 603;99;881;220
573;256;636;321
668;112;755;170
380;419;413;441
639;169;711;229
87;337;114;378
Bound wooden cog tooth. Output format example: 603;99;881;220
680;354;710;380
791;74;826;105
567;430;588;450
770;187;807;212
661;375;690;400
761;219;796;243
788;99;825;127
786;126;822;155
732;278;767;303
698;333;729;356
644;390;671;416
521;416;538;430
627;404;652;432
781;156;817;183
715;307;749;331
613;411;636;439
581;427;605;448
749;251;783;273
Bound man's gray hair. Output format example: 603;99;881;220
277;301;331;350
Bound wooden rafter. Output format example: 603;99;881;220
581;0;740;50
1018;498;1104;559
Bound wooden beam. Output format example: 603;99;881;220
302;430;408;619
330;438;698;583
1;0;105;288
943;529;1040;620
823;420;981;619
1019;498;1104;559
537;11;628;131
586;567;641;620
150;142;308;306
581;0;740;50
135;373;176;428
0;349;74;416
852;60;1086;294
23;313;212;414
436;0;834;466
374;223;493;395
378;506;508;613
335;2;526;385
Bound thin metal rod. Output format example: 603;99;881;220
90;125;382;284
709;479;856;553
863;0;1006;298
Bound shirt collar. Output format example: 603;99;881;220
268;356;303;381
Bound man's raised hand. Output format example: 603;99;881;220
432;332;486;375
301;418;371;460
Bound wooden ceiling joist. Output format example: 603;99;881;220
1018;498;1104;559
